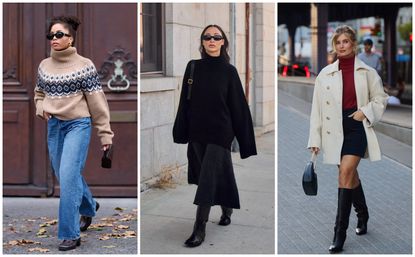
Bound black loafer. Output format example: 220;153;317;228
80;201;100;232
58;238;81;251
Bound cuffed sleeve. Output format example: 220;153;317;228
34;72;46;120
227;66;257;159
172;61;192;144
83;66;114;145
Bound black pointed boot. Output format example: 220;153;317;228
352;182;369;235
184;205;211;247
218;206;233;226
329;188;353;253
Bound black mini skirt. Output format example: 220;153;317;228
341;108;367;157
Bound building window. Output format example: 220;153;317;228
140;3;163;73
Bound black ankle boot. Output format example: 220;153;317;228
218;206;233;226
184;205;211;247
352;182;369;235
80;201;100;232
58;238;81;251
329;188;353;253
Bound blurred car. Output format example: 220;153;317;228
279;61;311;78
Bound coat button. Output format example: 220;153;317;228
326;131;331;134
326;116;330;120
326;101;330;105
326;86;330;90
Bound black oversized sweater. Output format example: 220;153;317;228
173;55;257;159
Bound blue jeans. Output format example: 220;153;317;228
47;116;97;240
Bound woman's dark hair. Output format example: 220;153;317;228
199;24;230;63
48;15;81;46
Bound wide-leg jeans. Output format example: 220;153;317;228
47;116;97;240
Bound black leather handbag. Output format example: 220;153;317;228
302;152;318;195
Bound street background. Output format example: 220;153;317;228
141;132;274;254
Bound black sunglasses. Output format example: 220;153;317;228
202;35;223;41
46;31;71;40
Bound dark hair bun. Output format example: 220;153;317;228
51;15;81;31
62;16;81;31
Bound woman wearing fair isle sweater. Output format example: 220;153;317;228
34;16;114;251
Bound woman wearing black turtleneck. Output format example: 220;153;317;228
308;25;388;253
173;24;257;247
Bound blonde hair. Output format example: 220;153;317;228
331;25;358;55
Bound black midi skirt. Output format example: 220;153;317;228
187;142;240;209
341;108;367;157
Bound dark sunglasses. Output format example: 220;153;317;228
46;31;71;40
202;35;223;41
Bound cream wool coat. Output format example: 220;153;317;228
307;57;388;165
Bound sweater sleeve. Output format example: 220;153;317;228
227;66;257;159
34;69;46;119
83;64;114;145
172;61;192;144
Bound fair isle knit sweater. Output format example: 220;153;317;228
34;47;114;145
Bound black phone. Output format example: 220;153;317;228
101;145;113;169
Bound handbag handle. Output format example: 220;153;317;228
310;151;317;169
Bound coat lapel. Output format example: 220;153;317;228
354;57;370;108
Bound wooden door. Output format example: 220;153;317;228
3;3;138;197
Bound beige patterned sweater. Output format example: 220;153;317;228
34;47;114;145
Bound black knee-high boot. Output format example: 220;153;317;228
329;188;353;253
218;206;233;226
352;181;369;235
185;205;211;247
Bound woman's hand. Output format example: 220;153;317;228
310;147;320;155
350;110;366;121
43;111;52;120
102;144;111;151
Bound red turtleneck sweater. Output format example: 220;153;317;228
339;55;357;109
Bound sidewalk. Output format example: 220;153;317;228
278;94;412;254
3;198;137;254
141;132;275;254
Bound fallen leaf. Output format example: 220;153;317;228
116;225;129;230
8;239;41;246
8;240;19;246
36;228;48;236
132;208;137;212
90;223;114;228
25;219;37;222
103;245;116;248
114;207;126;211
36;235;49;238
124;231;136;238
28;247;50;253
99;236;110;241
39;219;58;227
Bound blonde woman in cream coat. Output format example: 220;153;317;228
308;25;388;253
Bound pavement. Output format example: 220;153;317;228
141;132;275;254
278;89;412;254
3;198;137;254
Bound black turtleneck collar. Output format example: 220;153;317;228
202;53;227;63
